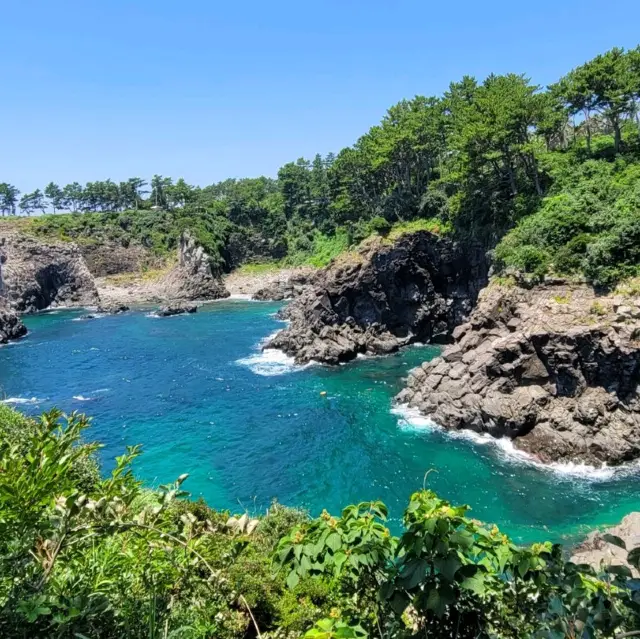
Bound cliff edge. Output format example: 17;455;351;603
266;231;488;364
397;282;640;465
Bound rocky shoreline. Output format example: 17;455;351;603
266;232;488;364
397;282;640;465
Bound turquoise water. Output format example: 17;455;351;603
2;300;640;544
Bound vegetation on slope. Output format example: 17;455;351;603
1;46;639;284
1;404;640;638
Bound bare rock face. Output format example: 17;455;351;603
161;232;229;301
572;513;640;576
80;242;160;277
397;283;640;465
253;269;318;301
266;232;488;364
1;233;99;312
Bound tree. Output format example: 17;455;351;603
61;183;84;212
165;177;195;209
44;182;64;213
555;47;638;154
18;189;45;216
150;174;172;209
0;183;20;216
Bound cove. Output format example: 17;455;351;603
1;300;640;545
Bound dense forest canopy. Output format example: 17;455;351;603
1;45;639;283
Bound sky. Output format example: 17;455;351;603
2;0;640;194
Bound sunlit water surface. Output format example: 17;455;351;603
2;301;640;544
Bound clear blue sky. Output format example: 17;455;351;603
2;0;639;193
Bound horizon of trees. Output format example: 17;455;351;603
1;45;639;248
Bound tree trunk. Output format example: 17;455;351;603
614;120;621;155
584;109;592;154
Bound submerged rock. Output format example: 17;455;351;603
265;232;488;364
156;304;197;317
398;282;640;465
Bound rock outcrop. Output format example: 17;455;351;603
161;232;229;301
81;242;163;277
266;232;488;364
572;513;640;576
1;233;99;312
253;269;317;301
156;304;197;317
397;282;640;465
0;303;27;344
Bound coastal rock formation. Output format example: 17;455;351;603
1;233;99;312
397;282;640;465
96;304;130;314
80;242;161;277
572;512;640;576
156;304;197;317
266;232;488;364
0;304;27;344
253;268;317;301
161;232;229;301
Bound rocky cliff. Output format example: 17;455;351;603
0;303;27;344
1;233;99;312
397;282;640;465
266;232;488;364
161;231;229;301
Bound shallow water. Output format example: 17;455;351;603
2;300;640;544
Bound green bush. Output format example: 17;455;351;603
1;406;640;638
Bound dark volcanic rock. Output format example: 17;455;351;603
1;233;100;312
97;304;130;314
397;283;640;465
266;232;488;364
161;232;229;301
156;304;197;317
0;303;27;344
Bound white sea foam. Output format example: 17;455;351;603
392;403;635;481
2;397;43;405
72;395;95;402
236;348;300;376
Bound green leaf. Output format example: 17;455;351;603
389;591;410;615
434;555;461;582
601;533;626;550
517;557;530;578
326;532;341;552
461;574;486;596
426;588;447;618
606;564;632;578
398;558;429;589
286;570;300;590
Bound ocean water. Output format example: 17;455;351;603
2;300;640;544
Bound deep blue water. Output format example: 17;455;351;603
2;300;640;544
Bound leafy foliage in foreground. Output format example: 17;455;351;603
1;407;640;638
